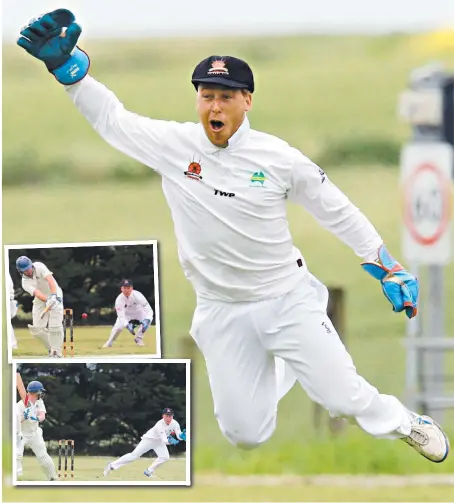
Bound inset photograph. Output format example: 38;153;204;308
5;240;161;360
13;360;190;486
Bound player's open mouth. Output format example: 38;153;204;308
210;120;225;132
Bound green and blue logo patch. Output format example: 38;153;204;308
250;171;266;187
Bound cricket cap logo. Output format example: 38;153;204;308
207;59;229;76
250;171;266;186
184;158;203;181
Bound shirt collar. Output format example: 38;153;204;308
198;115;250;154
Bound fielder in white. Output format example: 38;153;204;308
103;279;154;348
16;256;64;358
16;381;58;481
103;408;187;479
9;272;18;350
17;10;450;463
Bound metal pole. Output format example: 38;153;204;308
405;262;420;411
423;265;445;423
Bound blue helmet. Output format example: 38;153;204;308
27;380;46;395
16;256;33;274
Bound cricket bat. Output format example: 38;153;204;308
16;373;29;406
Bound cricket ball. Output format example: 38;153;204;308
82;313;88;319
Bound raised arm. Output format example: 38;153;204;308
17;9;171;172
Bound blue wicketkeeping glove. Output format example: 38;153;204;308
167;435;179;446
126;322;136;336
17;9;89;85
140;319;151;334
361;245;419;319
179;430;187;441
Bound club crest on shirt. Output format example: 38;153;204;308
249;171;266;187
184;158;203;181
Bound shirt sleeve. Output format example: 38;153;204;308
37;399;47;414
158;426;169;445
115;295;129;326
66;76;173;174
35;262;53;279
21;277;36;297
173;421;182;439
136;292;154;321
287;149;383;261
9;274;15;300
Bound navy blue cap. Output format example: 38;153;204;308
162;408;174;415
191;56;254;93
120;279;133;287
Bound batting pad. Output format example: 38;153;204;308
28;325;51;351
38;454;58;480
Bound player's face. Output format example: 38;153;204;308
28;392;39;402
163;413;173;425
121;286;133;297
196;85;252;147
23;268;33;278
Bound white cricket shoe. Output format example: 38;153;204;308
402;412;450;463
102;342;112;348
143;469;156;478
103;463;113;476
134;337;145;347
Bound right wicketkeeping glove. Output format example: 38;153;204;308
17;9;89;85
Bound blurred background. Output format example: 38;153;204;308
2;0;454;501
15;363;187;482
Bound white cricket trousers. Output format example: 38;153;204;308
111;438;169;470
190;273;412;449
17;427;57;479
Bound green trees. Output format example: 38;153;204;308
9;244;156;325
17;363;187;456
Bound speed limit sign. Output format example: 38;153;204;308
401;143;453;264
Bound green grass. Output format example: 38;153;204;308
4;168;454;482
17;455;186;483
11;326;158;358
3;34;454;182
3;31;454;502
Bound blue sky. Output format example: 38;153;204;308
2;0;454;41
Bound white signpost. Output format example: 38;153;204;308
400;142;453;420
400;142;453;265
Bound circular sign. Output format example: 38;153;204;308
403;163;452;245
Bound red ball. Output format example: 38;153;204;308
82;313;88;319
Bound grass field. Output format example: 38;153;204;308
3;32;454;502
11;326;158;358
16;455;186;483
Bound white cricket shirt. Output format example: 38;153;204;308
142;418;182;444
9;273;15;301
21;262;63;303
114;290;153;325
67;76;383;302
16;399;46;437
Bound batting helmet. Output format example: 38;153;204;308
16;256;33;274
26;380;46;395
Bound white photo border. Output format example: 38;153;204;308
12;358;191;487
4;240;162;362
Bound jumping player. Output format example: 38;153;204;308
17;10;449;463
103;408;187;479
16;381;58;481
103;279;154;348
16;256;64;358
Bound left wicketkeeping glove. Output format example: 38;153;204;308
167;435;179;446
17;9;89;85
361;245;419;319
179;430;187;442
140;319;152;334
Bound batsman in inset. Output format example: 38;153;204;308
103;279;154;348
17;9;449;464
16;256;64;358
16;378;58;481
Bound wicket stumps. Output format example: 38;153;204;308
63;308;75;357
57;439;75;479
